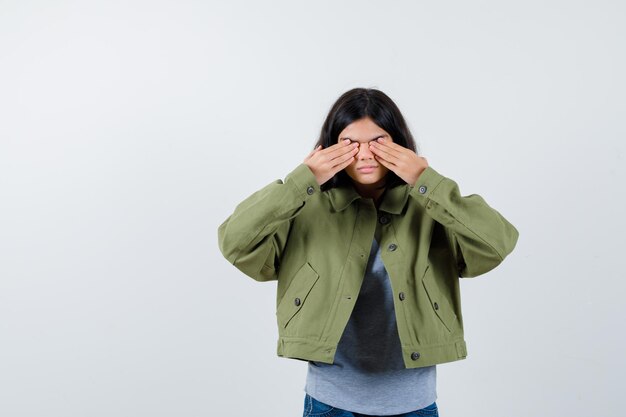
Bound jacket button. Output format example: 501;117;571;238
399;292;405;301
388;243;397;251
306;186;315;195
434;302;439;310
294;297;301;306
379;215;389;224
418;185;427;194
411;352;420;360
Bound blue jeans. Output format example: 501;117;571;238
303;393;439;417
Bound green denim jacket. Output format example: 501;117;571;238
218;163;519;368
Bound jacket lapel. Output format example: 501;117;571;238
379;184;411;214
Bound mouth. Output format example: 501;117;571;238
357;165;378;173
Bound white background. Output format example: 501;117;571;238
1;1;625;416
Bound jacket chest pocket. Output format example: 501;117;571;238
421;265;458;333
276;262;320;328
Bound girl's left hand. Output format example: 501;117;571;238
368;138;429;186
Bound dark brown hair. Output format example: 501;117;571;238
314;88;419;192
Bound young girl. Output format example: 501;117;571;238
218;88;519;417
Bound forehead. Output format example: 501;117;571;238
338;117;390;142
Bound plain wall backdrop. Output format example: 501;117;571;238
1;1;625;416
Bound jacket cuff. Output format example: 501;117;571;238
284;163;321;201
408;166;446;205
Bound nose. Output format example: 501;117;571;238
356;142;375;159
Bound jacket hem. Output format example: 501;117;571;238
277;336;468;368
400;338;468;368
277;336;337;363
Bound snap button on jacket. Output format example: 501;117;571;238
218;163;519;368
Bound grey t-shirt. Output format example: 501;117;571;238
304;237;437;415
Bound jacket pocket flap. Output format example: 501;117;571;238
276;262;320;328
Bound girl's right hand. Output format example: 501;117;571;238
304;139;360;186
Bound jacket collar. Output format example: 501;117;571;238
327;182;411;214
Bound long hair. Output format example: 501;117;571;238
314;88;419;192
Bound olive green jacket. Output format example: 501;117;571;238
217;163;519;368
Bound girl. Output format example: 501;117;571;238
218;88;519;417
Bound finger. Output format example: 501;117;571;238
332;139;358;150
373;152;396;169
374;139;406;158
336;154;355;171
370;140;404;159
369;142;399;164
331;145;359;168
325;140;359;160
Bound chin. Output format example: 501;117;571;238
358;176;384;184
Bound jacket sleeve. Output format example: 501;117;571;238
408;166;519;278
217;163;321;282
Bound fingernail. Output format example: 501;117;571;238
344;139;350;143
